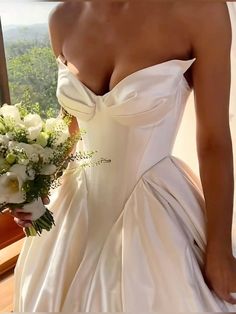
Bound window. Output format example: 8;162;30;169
0;1;60;250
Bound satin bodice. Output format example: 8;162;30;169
56;57;195;124
15;56;236;313
56;57;196;173
56;57;196;217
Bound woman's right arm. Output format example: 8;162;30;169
49;4;80;137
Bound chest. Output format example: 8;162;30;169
60;3;192;96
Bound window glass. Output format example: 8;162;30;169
0;1;60;116
0;1;60;249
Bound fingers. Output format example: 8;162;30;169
9;208;32;220
42;196;50;205
1;208;11;214
7;195;50;228
14;217;32;228
227;292;236;304
13;212;32;220
225;295;236;305
213;287;236;304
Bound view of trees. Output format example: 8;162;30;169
3;24;60;117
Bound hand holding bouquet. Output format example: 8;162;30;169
0;103;110;237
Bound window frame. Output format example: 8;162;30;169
0;17;11;106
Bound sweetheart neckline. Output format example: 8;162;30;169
56;56;196;98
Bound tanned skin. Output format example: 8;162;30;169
11;0;236;305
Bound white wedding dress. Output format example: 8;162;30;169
13;56;236;312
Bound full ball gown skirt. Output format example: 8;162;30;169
13;57;236;311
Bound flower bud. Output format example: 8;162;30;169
6;153;16;165
36;132;49;147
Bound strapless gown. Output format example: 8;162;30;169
13;57;236;312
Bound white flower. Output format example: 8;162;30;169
0;104;21;123
8;141;16;150
31;144;54;163
6;132;14;140
52;129;70;147
0;135;9;146
26;168;36;180
40;164;57;175
9;164;28;181
44;118;59;132
19;143;35;157
30;153;39;163
31;143;44;156
18;158;29;166
45;118;70;147
24;114;43;141
0;172;26;204
9;142;36;162
41;147;54;163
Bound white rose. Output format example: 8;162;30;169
0;104;21;123
40;164;57;175
0;172;26;204
24;114;43;141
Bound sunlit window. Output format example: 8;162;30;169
0;1;60;116
0;1;60;250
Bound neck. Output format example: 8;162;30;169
87;0;130;15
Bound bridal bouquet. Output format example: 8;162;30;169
0;103;110;237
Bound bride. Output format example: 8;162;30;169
11;0;236;311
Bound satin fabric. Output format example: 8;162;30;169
13;57;236;311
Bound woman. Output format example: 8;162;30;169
12;0;236;311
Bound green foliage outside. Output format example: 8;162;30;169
5;36;60;118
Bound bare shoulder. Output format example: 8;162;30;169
173;2;231;42
176;2;232;150
48;1;82;27
48;1;83;57
173;1;230;23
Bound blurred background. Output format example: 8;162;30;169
0;1;60;117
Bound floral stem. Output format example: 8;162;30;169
23;207;55;237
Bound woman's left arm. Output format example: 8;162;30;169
189;2;236;303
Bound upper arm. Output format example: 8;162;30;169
189;3;232;152
48;5;79;133
48;4;65;58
